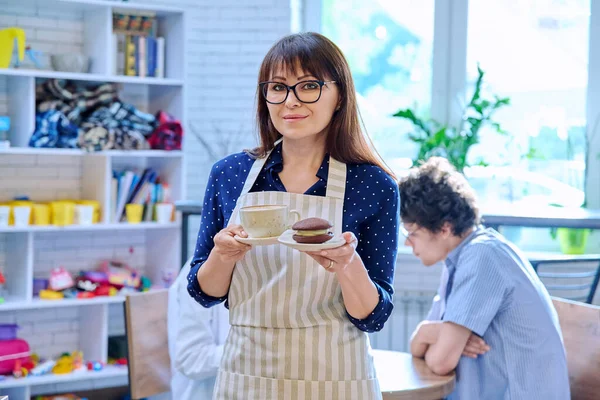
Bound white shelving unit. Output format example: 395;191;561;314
0;0;186;398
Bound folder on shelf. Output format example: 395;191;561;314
114;170;135;222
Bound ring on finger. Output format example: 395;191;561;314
327;260;335;269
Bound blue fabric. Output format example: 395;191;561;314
29;110;79;148
187;142;400;332
442;227;570;400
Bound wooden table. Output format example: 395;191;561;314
373;350;455;400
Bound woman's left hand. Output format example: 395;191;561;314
304;232;359;273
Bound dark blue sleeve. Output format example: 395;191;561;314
187;162;229;308
347;173;399;332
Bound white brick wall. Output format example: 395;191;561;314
0;155;81;202
34;230;147;278
0;0;94;156
0;0;84;69
6;307;82;360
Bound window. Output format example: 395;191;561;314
315;0;598;214
465;0;590;208
321;0;435;164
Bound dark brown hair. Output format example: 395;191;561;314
398;157;480;236
252;32;395;179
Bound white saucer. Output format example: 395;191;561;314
234;235;279;246
277;229;346;252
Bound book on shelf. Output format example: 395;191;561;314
112;167;171;223
112;11;165;78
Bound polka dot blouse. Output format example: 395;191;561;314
187;142;399;333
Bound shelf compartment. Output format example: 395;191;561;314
5;76;35;148
2;232;34;304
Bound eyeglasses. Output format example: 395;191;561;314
400;224;422;244
258;80;336;104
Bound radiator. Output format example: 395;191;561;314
369;291;436;352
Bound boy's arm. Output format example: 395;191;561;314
410;321;490;375
410;321;442;357
424;322;472;375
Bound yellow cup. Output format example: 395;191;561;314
126;203;143;224
33;203;51;225
51;201;75;226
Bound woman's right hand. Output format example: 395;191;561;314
211;225;252;264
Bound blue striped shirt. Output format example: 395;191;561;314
441;227;570;400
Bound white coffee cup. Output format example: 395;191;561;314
155;203;174;224
75;205;94;225
13;206;31;227
239;205;300;238
0;206;9;227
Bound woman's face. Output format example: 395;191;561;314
265;66;339;142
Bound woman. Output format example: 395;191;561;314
187;32;399;400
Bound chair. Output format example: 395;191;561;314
124;289;171;399
552;297;600;399
529;254;600;304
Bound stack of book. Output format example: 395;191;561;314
112;11;165;78
112;167;171;223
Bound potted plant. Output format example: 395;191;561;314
549;131;595;255
551;225;589;255
392;65;510;173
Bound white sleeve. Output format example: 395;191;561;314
425;263;450;321
425;294;443;321
171;270;224;380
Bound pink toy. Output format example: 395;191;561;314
48;267;74;291
0;338;30;375
98;260;140;289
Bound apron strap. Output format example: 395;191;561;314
325;157;347;200
239;138;283;196
239;138;347;201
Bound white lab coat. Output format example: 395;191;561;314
167;261;229;400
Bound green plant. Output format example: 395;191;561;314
393;64;510;172
547;121;596;252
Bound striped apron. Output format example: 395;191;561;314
213;148;382;400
